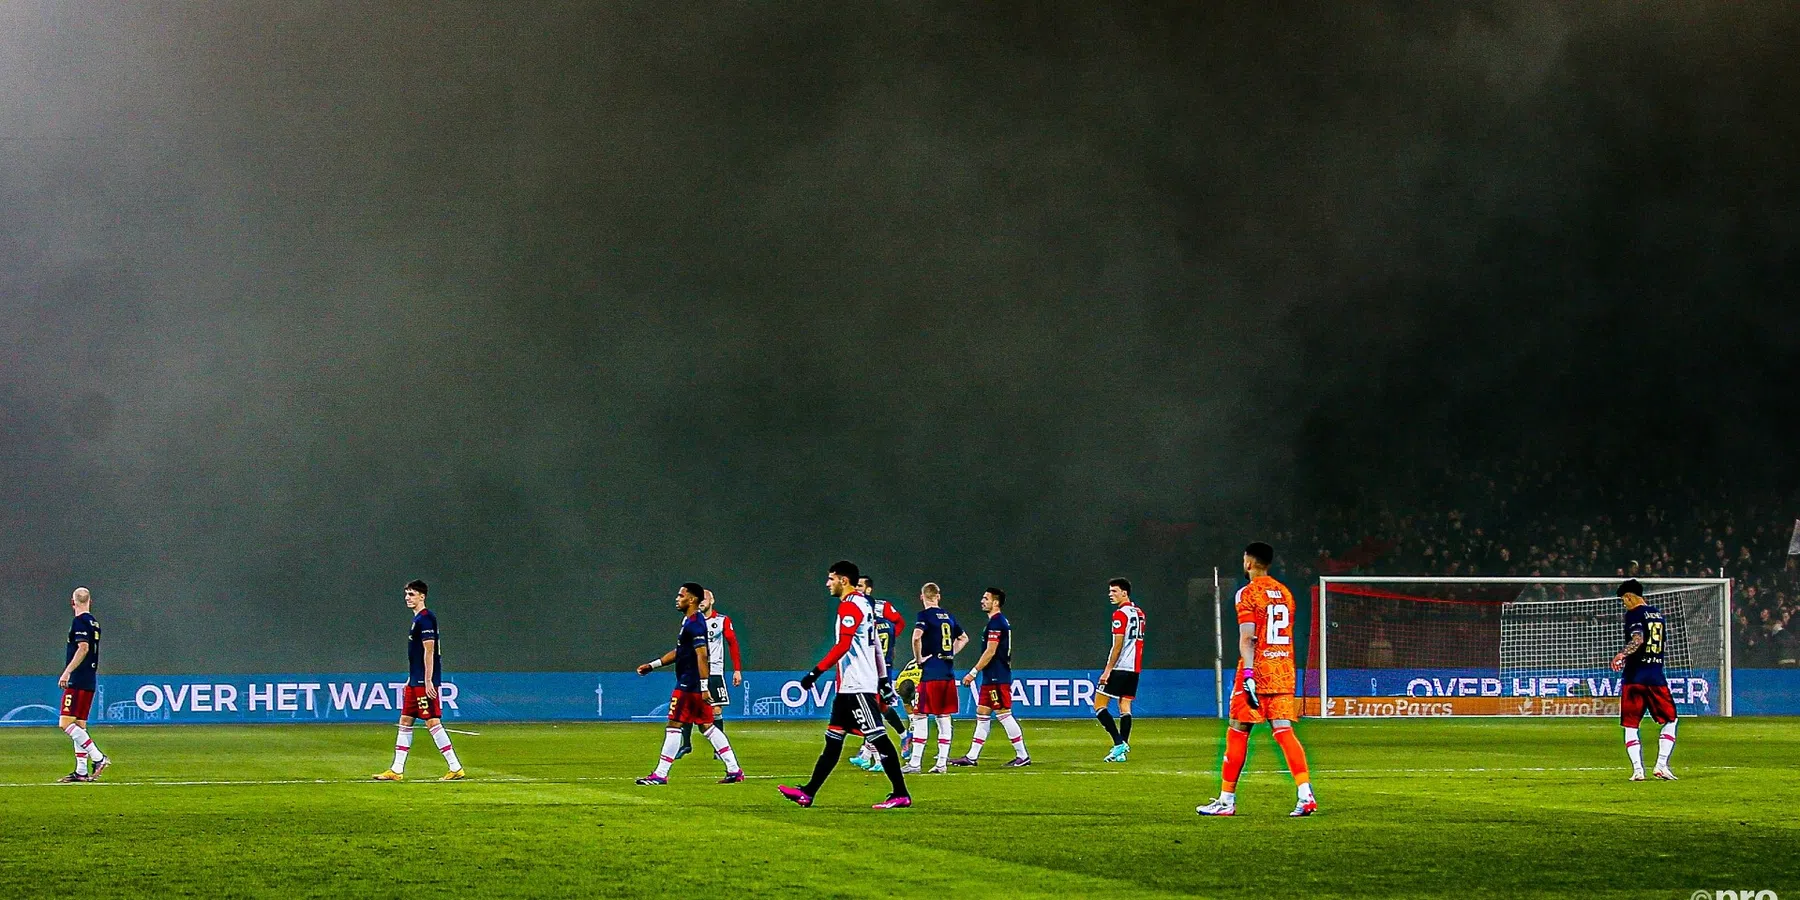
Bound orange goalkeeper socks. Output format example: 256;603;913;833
1272;725;1311;787
1221;727;1250;792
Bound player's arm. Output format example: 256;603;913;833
636;647;678;676
1611;629;1646;672
694;643;711;685
58;642;90;689
953;631;969;655
962;636;999;686
421;640;440;698
722;617;743;685
1100;633;1124;685
1237;621;1260;708
911;623;925;664
801;602;862;688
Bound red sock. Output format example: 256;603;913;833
1272;725;1311;786
1221;727;1249;792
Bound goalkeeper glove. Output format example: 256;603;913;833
1241;669;1259;710
799;668;823;690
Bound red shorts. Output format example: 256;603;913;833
978;682;1012;711
1621;683;1677;727
60;688;95;720
403;685;442;720
916;680;960;715
668;689;715;726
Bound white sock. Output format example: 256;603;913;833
703;725;740;774
1657;720;1677;767
1299;782;1316;802
935;715;953;766
391;725;414;774
969;714;991;760
999;712;1027;759
1623;726;1643;770
1220;790;1236;805
64;723;104;770
908;716;928;766
428;724;462;772
655;726;682;777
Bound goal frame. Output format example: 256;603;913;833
1316;576;1733;718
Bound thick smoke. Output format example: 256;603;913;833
3;2;1796;673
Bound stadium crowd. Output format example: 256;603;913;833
1284;457;1800;667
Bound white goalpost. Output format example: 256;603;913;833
1313;577;1732;718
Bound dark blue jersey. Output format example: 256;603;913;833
673;613;707;691
914;607;965;682
872;599;900;669
979;613;1013;685
1622;604;1668;687
407;609;442;686
65;613;100;691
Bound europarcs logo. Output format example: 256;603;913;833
1694;890;1778;900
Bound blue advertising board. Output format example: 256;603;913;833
7;668;1795;725
0;669;1220;726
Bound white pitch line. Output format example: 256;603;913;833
0;764;1742;789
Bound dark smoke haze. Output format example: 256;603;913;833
3;2;1797;673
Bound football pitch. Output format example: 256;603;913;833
1;718;1794;899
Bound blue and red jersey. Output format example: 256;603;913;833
1623;604;1668;688
980;613;1013;685
407;610;442;686
66;613;100;691
914;607;964;682
673;613;708;692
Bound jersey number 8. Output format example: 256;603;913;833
940;623;955;654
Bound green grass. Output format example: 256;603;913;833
1;718;1795;898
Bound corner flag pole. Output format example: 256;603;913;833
1213;566;1224;719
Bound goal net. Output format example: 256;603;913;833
1310;578;1731;717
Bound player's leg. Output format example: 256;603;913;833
1620;686;1647;779
853;694;911;804
424;716;464;778
1651;688;1678;778
708;682;729;759
376;713;414;780
1269;704;1316;815
702;723;743;781
782;694;861;804
676;722;693;759
642;717;684;784
1202;673;1263;815
800;726;847;795
58;714;90;779
997;711;1029;765
933;714;953;771
1118;695;1133;745
954;703;992;765
1096;691;1123;748
1198;721;1252;815
905;713;929;770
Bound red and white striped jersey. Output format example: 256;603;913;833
832;591;886;693
1110;603;1146;672
704;610;742;677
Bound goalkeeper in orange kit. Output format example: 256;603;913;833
1196;541;1317;817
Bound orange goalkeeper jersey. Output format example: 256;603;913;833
1235;574;1298;694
